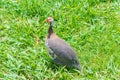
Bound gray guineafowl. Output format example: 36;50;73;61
45;17;80;69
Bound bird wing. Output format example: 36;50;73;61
47;36;78;64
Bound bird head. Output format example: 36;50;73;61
46;17;54;27
46;17;54;23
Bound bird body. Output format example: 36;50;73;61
45;17;80;69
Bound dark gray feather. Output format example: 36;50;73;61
47;36;79;66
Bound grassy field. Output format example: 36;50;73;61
0;0;120;80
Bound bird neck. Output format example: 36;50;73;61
48;21;53;38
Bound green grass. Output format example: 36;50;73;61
0;0;120;79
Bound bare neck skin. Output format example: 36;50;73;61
48;21;54;38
